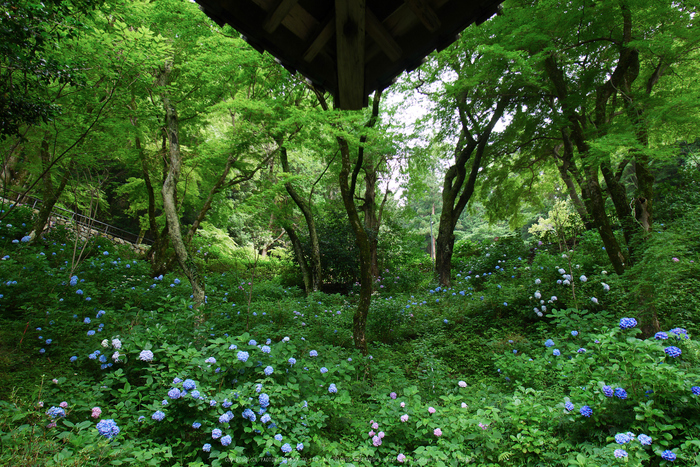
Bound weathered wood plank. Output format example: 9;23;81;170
263;0;300;34
335;0;365;109
404;0;441;32
366;8;402;62
303;15;335;63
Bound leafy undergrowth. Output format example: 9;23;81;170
1;209;700;466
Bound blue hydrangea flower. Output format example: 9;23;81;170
655;332;669;340
281;443;292;453
259;393;270;408
168;388;182;399
661;450;676;461
320;367;328;374
309;350;318;357
638;434;652;445
261;414;271;424
96;419;120;438
692;386;700;396
275;434;283;441
139;350;154;362
183;379;196;391
212;428;222;439
665;346;682;358
288;357;296;365
602;385;613;397
619;318;637;329
248;340;257;346
297;442;304;451
87;330;95;336
221;435;232;446
579;406;592;417
205;357;216;364
152;410;165;421
219;412;232;423
261;345;271;353
237;351;249;362
571;331;578;336
328;383;337;393
76;289;83;295
264;366;273;376
669;328;689;339
84;317;91;324
70;356;77;362
615;433;631;444
192;422;202;429
577;348;586;353
544;339;555;348
614;388;627;399
553;349;561;356
229;344;238;350
46;406;66;418
614;449;628;458
70;276;78;286
203;443;211;452
565;402;574;411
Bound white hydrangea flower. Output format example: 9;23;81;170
101;339;109;348
112;338;122;349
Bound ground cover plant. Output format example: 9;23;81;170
2;198;699;467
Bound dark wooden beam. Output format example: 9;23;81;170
366;8;402;62
263;0;301;34
303;13;335;63
335;0;365;110
404;0;441;33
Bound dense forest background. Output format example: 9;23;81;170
1;0;700;465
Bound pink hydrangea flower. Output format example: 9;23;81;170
397;454;407;463
672;257;679;262
59;401;68;408
390;392;397;399
372;435;382;446
371;422;378;430
458;381;467;388
378;431;385;439
91;407;102;419
400;414;409;423
428;407;436;414
369;430;375;437
434;428;442;437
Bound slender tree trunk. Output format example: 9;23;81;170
160;63;205;308
283;224;313;293
280;147;323;291
337;136;372;355
30;137;72;239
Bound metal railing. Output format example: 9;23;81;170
1;189;153;246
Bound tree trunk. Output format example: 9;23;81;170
435;97;508;287
283;224;313;293
160;63;205;308
30;137;72;239
337;136;372;355
280;146;323;291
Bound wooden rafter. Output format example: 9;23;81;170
303;14;336;63
263;0;300;34
404;0;441;32
366;9;402;62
